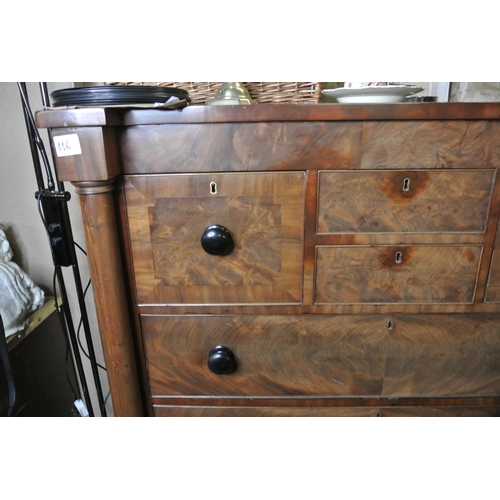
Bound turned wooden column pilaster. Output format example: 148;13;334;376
73;179;143;417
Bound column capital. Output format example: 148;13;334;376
72;178;117;195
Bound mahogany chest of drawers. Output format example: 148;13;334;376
36;103;500;416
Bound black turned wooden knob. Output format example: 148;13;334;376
201;224;234;255
207;345;237;375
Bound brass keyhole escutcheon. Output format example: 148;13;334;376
395;251;403;264
403;178;410;191
210;181;218;195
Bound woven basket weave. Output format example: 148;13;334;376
106;82;323;105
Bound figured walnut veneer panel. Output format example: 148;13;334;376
120;122;362;173
315;245;482;304
142;314;500;398
125;172;305;304
317;170;495;234
360;121;495;169
153;406;383;417
152;405;500;417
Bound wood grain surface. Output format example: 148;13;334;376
360;121;496;169
125;172;305;304
120;122;362;174
153;405;500;417
142;314;500;398
73;181;144;416
50;127;120;182
317;170;495;234
118;119;500;176
35;105;500;417
315;245;482;304
36;103;500;129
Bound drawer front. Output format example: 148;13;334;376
121;122;363;173
125;172;305;304
152;406;381;417
315;245;482;304
142;314;500;398
153;405;500;417
360;121;495;169
317;170;494;234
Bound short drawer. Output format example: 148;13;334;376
125;172;305;305
317;170;494;234
141;314;500;398
315;245;482;304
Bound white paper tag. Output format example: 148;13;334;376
74;399;89;417
54;133;82;157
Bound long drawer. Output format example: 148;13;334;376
142;314;500;398
152;405;500;417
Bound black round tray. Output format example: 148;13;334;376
50;85;190;107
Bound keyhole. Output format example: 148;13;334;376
387;320;394;330
403;178;410;191
210;182;217;195
395;252;403;264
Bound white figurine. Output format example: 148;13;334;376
0;224;44;337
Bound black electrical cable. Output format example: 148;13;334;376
17;83;55;191
1;187;87;417
20;84;108;416
52;267;78;401
74;242;87;256
35;188;95;415
19;83;45;191
52;265;112;418
73;276;112;416
73;242;112;416
38;83;66;195
102;391;111;415
36;190;78;401
37;84;108;416
70;243;102;367
76;279;106;371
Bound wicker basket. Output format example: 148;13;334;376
105;82;323;105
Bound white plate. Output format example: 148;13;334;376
322;85;424;103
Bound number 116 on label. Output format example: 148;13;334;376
54;133;82;157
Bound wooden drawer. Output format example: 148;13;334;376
317;170;495;234
315;245;482;304
152;405;500;417
360;121;498;170
125;172;305;305
121;122;363;173
142;314;500;398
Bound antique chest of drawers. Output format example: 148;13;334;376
36;103;500;416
